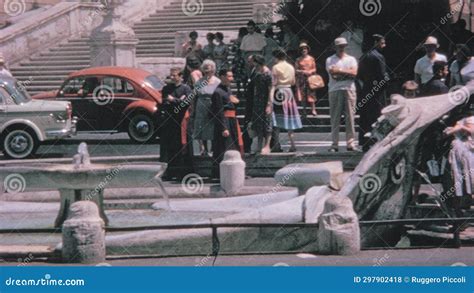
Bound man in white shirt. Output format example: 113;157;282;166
326;37;359;152
0;55;12;78
414;36;447;87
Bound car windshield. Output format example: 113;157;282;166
143;75;165;91
6;82;32;104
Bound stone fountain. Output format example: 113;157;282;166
0;143;168;227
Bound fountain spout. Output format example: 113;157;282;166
73;142;91;169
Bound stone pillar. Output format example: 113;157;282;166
219;150;246;196
62;201;106;264
90;0;139;67
317;196;360;255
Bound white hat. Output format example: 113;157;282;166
424;36;439;46
334;37;348;46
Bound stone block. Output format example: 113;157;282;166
303;186;333;223
317;196;360;255
274;161;343;194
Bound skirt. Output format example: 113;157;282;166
449;139;474;197
272;88;302;131
192;96;214;140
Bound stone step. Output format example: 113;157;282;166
136;35;176;42
22;80;65;86
55;44;90;49
134;21;247;30
19;61;90;67
38;51;90;57
136;44;175;50
49;47;89;52
29;56;90;62
136;52;175;57
11;65;88;71
148;9;253;16
163;1;266;9
15;76;65;82
139;15;252;24
152;7;254;14
10;69;76;75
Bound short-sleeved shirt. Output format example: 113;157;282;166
0;68;12;78
326;53;358;92
414;53;447;85
272;61;296;86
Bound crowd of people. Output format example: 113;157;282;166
162;19;474;165
160;19;474;218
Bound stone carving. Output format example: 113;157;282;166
338;84;474;240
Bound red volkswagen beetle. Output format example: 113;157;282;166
33;67;164;143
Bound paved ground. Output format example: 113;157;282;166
1;248;473;266
30;132;350;159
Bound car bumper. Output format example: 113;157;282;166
45;117;77;138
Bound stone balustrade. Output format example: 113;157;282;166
0;0;172;66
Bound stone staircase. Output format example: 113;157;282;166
10;0;260;95
9;0;356;133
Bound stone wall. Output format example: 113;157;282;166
0;0;174;65
0;0;61;26
137;57;186;80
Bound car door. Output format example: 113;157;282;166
96;76;137;131
0;87;10;126
58;76;100;131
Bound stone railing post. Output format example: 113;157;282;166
89;0;139;67
62;201;106;264
219;150;246;196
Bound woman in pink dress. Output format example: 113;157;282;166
295;42;317;116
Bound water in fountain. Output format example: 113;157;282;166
154;175;171;210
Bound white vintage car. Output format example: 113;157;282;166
0;76;76;159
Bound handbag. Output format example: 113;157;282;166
308;74;325;90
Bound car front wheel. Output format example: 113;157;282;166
127;113;156;143
2;128;38;159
